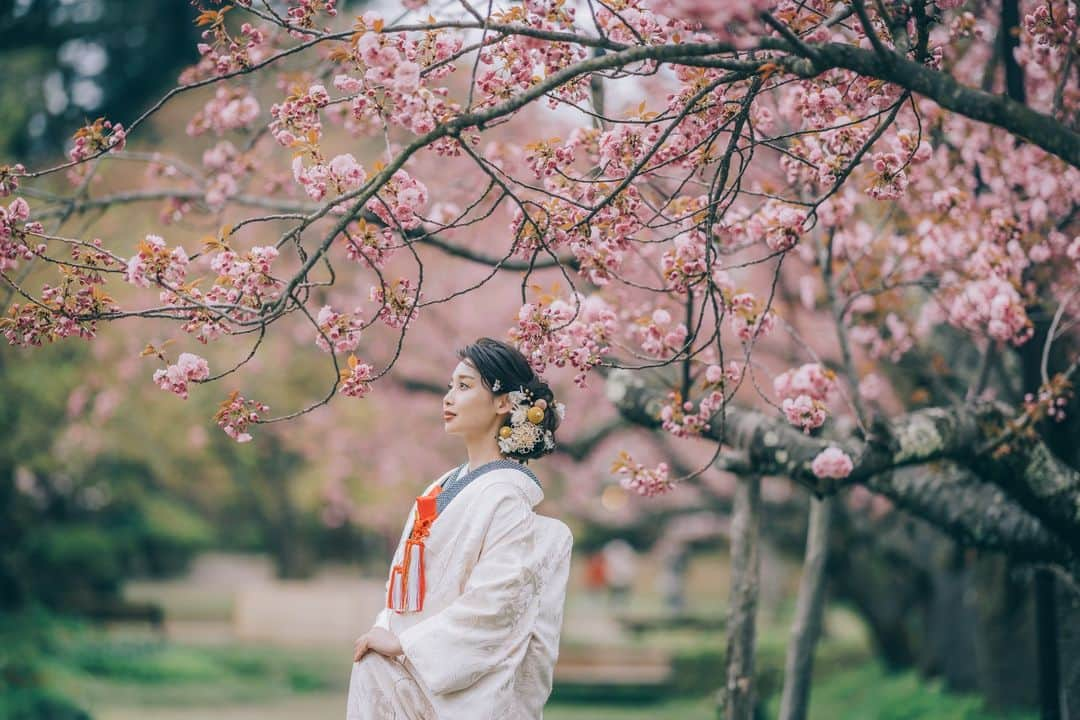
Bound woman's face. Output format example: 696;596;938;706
442;360;509;438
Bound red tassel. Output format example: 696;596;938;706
387;483;441;613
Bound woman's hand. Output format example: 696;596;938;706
353;627;404;662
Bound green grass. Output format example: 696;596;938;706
547;697;719;719
47;635;346;713
35;610;1037;720
763;663;1037;720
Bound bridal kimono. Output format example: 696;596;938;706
346;459;573;720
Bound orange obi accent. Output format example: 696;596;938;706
387;483;442;613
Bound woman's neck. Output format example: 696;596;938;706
463;433;508;471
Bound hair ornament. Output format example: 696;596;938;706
498;386;563;455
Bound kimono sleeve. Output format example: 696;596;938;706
397;485;538;695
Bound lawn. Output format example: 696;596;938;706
43;631;1033;720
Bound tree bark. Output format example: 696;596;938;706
1057;581;1080;718
1035;571;1061;720
605;368;1080;567
724;473;761;720
778;496;832;720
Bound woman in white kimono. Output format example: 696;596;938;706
346;337;574;720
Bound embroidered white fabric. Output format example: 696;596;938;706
347;467;572;720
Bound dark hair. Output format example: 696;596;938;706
457;337;560;462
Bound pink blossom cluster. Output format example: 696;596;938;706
269;84;330;148
291;152;367;202
202;141;252;209
0;163;25;197
286;0;337;32
474;2;587;109
340;219;396;269
811;446;854;480
611;451;672;497
180;245;284;330
338;15;463;136
125;234;190;289
596;1;669;44
946;277;1033;346
704;361;742;387
866;152;910;200
774;363;835;433
315;305;364;353
339;354;375;398
570;225;630;286
369;277;421;329
510;293;617;387
1023;3;1077;54
214;391;269;443
3;253;117;347
646;0;771;35
168;291;231;345
750;201;808;253
365;170;428;230
729;292;777;342
635;308;688;357
660;389;725;438
69;117;126;163
187;87;260;136
848;310;915;362
187;21;268;82
153;352;210;399
523;138;575;178
1024;381;1073;423
661;230;709;292
1;197;43;271
597;125;648;176
2;303;66;347
774;363;835;401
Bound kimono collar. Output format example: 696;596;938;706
436;458;543;513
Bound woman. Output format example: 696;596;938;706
346;337;574;720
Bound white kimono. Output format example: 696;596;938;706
347;464;573;720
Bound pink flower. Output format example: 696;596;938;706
315;305;364;353
214;391;269;443
125;234;189;288
339;355;375;398
704;364;724;384
773;363;835;403
369;277;422;329
611;451;672;497
0;163;25;197
153;352;210;399
782;395;827;433
392;61;421;93
811;447;854;480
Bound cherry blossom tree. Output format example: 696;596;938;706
3;0;1080;715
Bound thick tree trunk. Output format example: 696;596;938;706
1057;581;1080;717
724;474;761;720
778;496;832;720
1035;571;1061;720
973;555;1040;710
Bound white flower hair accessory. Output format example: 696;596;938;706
497;385;566;455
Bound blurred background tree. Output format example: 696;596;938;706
0;0;199;160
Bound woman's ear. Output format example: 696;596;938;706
494;392;512;415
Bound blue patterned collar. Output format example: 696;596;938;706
436;459;541;514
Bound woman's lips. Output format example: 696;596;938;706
443;412;456;420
